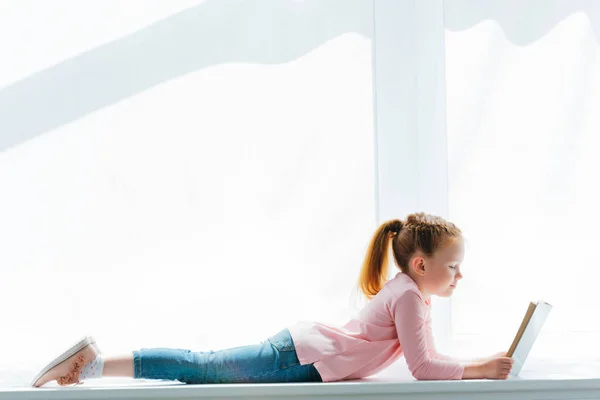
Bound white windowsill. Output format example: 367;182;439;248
4;359;600;400
3;378;600;400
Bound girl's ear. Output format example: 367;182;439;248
412;256;426;276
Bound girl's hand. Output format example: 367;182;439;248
479;355;514;379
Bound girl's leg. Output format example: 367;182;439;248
33;329;321;386
134;329;322;384
103;354;134;377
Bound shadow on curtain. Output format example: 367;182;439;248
0;0;371;153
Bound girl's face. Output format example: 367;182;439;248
411;237;465;298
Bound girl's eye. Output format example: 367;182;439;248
449;266;456;269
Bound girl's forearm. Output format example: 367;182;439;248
462;362;485;379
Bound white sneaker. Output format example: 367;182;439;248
31;336;101;387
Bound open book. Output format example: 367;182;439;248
507;300;553;376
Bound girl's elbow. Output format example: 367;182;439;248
409;363;432;380
412;371;436;380
409;362;449;381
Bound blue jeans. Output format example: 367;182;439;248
132;328;322;384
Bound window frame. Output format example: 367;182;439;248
372;0;452;353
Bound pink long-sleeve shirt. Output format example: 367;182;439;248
287;272;465;382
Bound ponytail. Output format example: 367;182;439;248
358;219;403;299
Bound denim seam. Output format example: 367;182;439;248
267;338;294;352
266;339;299;370
278;357;296;371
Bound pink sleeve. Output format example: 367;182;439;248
425;309;456;362
394;291;465;380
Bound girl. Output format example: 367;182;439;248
31;212;513;387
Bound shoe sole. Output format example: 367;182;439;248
30;336;95;387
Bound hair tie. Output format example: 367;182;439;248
390;220;403;235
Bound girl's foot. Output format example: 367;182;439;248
31;336;102;387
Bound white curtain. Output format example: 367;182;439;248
445;0;600;363
0;0;375;387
